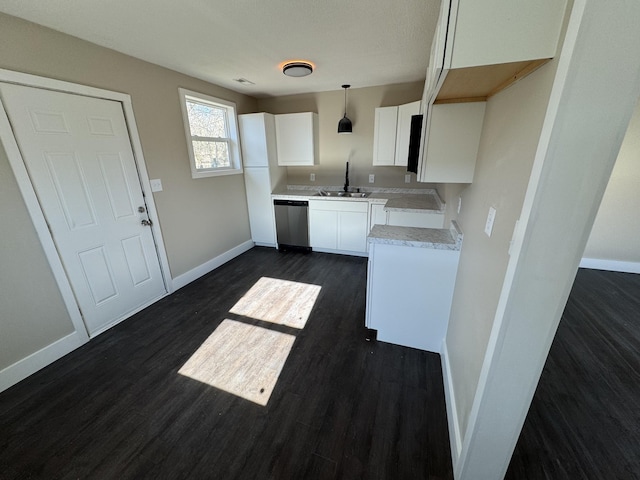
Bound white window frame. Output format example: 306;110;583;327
178;88;243;178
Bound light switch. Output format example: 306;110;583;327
150;179;163;192
310;173;316;182
485;206;496;237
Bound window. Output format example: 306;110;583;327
179;88;242;178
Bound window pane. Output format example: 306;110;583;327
192;140;230;169
186;100;228;138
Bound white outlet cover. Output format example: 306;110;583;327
369;174;375;183
150;179;163;192
485;206;496;237
310;173;316;181
405;174;411;183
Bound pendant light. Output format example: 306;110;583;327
338;84;353;134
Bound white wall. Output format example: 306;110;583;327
582;97;640;270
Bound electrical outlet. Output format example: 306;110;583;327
369;174;375;183
310;173;316;182
405;174;411;183
457;197;462;214
484;207;496;237
150;179;163;192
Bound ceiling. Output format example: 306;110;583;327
0;0;440;98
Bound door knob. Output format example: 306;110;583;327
141;219;153;227
138;206;146;213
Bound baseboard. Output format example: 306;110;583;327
441;341;463;467
579;257;640;274
172;240;254;291
0;330;87;393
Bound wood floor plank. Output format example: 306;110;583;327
0;247;453;479
507;268;640;479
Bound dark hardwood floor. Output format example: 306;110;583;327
507;268;640;479
0;247;453;480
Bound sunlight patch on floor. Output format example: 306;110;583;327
178;319;295;406
229;277;321;329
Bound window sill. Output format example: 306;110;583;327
191;167;244;179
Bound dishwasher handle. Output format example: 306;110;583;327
273;199;309;207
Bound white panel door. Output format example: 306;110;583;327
0;83;166;335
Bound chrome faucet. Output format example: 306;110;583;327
344;161;350;192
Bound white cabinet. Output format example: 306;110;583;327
394;101;421;167
370;203;445;230
309;200;368;255
239;113;285;247
372;106;397;166
387;210;444;229
369;203;388;231
243;168;277;245
445;0;567;71
366;242;460;353
417;0;566;183
425;0;567;104
372;101;420;167
275;112;319;166
418;101;486;183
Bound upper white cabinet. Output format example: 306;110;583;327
426;0;568;104
417;0;567;183
373;101;420;167
395;101;421;167
275;112;319;166
372;106;397;166
240;112;277;167
419;101;486;183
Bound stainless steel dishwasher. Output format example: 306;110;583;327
273;199;311;252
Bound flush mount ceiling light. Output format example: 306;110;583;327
338;84;353;134
282;61;313;77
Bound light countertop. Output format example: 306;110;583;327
271;185;445;213
368;221;463;250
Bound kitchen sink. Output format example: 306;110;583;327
316;190;369;198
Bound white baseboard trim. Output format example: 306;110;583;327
172;240;254;291
441;341;463;466
579;257;640;274
0;330;87;393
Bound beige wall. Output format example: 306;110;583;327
583;97;640;264
258;82;438;190
0;13;258;280
444;58;560;436
0;13;257;373
0;144;75;368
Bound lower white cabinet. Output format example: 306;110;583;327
309;200;369;255
369;203;388;232
387;210;444;228
366;242;460;353
370;204;445;230
244;168;277;245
